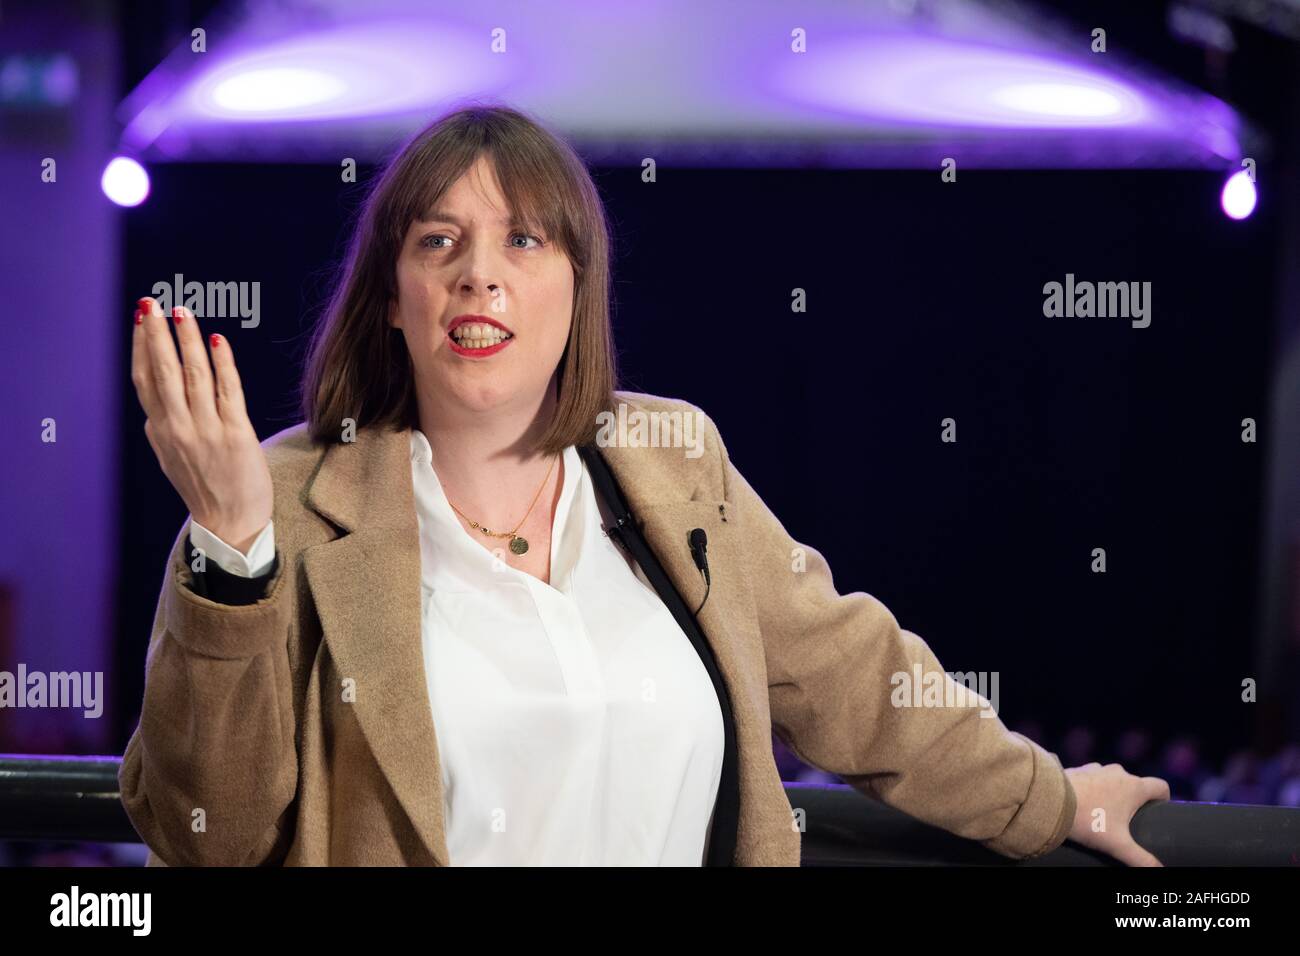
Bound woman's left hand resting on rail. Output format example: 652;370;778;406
1064;762;1171;866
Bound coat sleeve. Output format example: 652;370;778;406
118;517;299;866
708;415;1077;859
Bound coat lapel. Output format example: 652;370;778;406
296;417;742;868
593;429;724;602
301;425;450;866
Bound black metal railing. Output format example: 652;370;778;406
2;755;1298;865
785;781;1300;865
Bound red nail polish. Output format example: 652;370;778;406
172;307;183;324
134;310;143;325
137;297;151;308
209;334;220;348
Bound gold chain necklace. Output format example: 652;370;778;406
444;454;558;556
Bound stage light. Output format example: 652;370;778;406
772;36;1153;129
989;83;1124;119
101;156;149;207
210;67;347;114
179;20;494;123
1220;169;1256;220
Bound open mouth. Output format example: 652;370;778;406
448;322;514;349
446;316;515;356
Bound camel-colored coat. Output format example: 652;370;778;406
118;390;1076;866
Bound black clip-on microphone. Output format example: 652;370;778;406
605;512;631;554
689;528;711;617
602;511;712;617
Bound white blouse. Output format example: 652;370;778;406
188;430;725;866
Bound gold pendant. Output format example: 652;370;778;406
509;535;529;555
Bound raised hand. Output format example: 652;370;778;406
130;297;273;554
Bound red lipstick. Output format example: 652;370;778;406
446;314;514;357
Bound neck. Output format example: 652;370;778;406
414;379;563;524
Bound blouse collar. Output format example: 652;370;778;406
409;430;584;595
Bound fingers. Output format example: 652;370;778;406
1115;837;1164;867
1142;775;1172;802
130;301;160;418
1112;773;1167;866
171;304;220;427
207;331;251;424
132;296;253;433
140;297;191;428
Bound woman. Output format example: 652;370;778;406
119;104;1167;867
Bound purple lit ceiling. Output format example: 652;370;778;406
116;0;1250;168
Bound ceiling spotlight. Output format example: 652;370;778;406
1220;168;1256;220
101;156;150;207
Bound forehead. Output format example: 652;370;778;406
415;206;535;228
410;154;553;232
439;158;506;207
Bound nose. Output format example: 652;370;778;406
458;273;501;313
457;236;502;300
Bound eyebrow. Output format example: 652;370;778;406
416;208;536;227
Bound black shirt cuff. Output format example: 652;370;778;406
184;533;278;606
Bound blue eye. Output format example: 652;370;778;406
419;233;545;251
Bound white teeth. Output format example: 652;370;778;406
451;323;512;349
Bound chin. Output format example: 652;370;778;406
449;381;522;413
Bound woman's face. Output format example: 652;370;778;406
390;154;575;417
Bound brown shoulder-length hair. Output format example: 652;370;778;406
300;103;619;453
